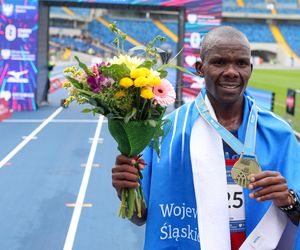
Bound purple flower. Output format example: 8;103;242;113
87;74;115;93
87;76;100;93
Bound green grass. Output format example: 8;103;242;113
248;69;300;131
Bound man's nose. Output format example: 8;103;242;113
223;64;239;78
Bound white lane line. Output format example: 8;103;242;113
3;119;107;123
3;119;45;123
22;136;38;140
63;115;104;250
88;137;104;144
0;107;64;169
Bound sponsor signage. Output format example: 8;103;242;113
286;88;296;115
0;0;38;111
44;0;221;104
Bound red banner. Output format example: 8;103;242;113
0;98;12;121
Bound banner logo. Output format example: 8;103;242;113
0;91;12;101
2;4;14;17
18;28;32;39
5;24;17;41
1;49;11;60
7;70;29;83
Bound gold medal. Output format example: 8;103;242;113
231;155;261;188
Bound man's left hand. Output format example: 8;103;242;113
248;171;293;207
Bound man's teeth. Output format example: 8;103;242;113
220;84;239;89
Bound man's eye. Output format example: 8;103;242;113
237;60;248;66
213;60;225;65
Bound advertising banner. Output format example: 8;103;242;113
286;88;296;115
43;0;222;104
0;0;38;111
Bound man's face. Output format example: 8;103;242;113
196;40;253;106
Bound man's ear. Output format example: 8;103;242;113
195;61;204;77
250;63;253;73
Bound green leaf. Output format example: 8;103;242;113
124;108;137;123
66;76;82;89
108;119;160;156
150;138;161;158
81;108;92;113
159;64;196;76
148;35;166;49
86;97;98;106
74;56;93;76
113;37;119;46
76;88;94;96
109;22;118;34
101;63;130;82
154;35;166;43
93;106;106;115
93;99;110;115
157;69;168;78
138;60;156;69
146;119;157;127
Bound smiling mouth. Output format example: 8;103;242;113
219;83;240;89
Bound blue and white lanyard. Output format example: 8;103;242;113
195;92;258;158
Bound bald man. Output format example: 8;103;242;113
112;26;300;250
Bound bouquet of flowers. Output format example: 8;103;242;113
63;23;190;219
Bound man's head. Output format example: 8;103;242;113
195;26;253;107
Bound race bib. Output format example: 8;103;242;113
226;159;246;232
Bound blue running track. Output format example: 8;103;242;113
0;88;145;250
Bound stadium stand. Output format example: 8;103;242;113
49;3;300;67
51;6;91;17
222;21;275;43
99;15;178;54
278;23;300;57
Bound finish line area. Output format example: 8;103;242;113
0;88;145;250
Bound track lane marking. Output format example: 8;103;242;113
63;115;104;250
65;203;93;208
0;107;63;168
3;119;106;123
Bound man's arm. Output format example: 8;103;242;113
112;154;147;225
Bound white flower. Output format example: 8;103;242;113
149;68;160;78
109;54;144;71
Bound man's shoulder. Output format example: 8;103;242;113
164;101;195;121
257;107;294;135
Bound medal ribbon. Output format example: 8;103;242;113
195;90;258;158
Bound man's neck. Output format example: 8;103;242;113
208;98;244;131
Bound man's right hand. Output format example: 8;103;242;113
112;154;145;199
112;154;147;225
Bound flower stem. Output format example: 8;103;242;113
127;188;135;219
118;155;147;219
136;88;141;119
140;99;147;120
118;188;127;219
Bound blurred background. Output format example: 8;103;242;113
0;0;299;249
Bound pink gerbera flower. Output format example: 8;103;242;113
153;79;176;106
